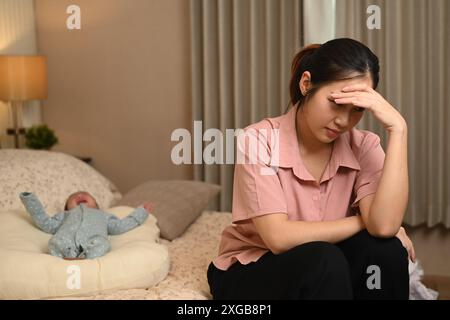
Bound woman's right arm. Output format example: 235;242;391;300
252;213;365;255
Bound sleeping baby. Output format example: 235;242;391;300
19;191;153;260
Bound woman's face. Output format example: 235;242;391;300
299;72;373;143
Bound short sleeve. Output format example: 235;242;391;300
232;127;288;223
351;133;385;208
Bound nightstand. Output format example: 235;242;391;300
76;156;92;164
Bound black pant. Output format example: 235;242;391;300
207;230;409;300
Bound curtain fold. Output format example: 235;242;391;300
190;0;302;211
336;0;450;227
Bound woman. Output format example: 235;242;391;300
207;38;415;300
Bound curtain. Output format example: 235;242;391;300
335;0;450;227
190;0;302;211
0;0;41;148
303;0;335;44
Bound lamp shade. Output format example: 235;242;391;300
0;55;47;101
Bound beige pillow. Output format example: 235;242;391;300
117;180;221;240
0;149;122;215
0;206;170;299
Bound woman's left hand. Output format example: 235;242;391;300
395;226;416;262
331;84;407;134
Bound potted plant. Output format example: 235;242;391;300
25;124;59;150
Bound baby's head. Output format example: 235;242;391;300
64;191;99;210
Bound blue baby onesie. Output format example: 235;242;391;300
20;192;148;259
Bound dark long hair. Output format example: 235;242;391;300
289;38;380;110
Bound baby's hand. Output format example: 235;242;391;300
142;202;154;214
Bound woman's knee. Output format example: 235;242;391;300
304;242;350;275
287;243;350;280
350;232;409;299
287;242;352;299
365;233;408;265
288;241;347;263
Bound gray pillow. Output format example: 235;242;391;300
117;180;221;240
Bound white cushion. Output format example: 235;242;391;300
0;206;170;299
0;149;122;215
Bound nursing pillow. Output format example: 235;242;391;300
0;205;170;299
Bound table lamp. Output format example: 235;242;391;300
0;55;47;148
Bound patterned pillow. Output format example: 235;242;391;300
0;149;122;215
117;180;221;240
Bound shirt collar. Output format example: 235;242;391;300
278;105;361;183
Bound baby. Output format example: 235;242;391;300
20;191;153;260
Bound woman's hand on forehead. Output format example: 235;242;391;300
330;84;407;133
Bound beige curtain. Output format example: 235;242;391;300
304;0;335;44
0;0;41;148
336;0;450;227
190;0;302;211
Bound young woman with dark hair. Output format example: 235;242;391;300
207;38;414;300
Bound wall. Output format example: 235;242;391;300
34;0;193;192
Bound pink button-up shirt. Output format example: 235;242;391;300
213;105;385;271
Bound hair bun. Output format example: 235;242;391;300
290;43;321;74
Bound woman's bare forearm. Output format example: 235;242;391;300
280;216;364;251
367;126;409;236
256;214;365;254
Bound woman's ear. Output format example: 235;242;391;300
299;71;311;96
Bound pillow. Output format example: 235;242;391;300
117;180;221;240
0;206;170;299
0;149;121;215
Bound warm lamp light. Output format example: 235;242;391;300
0;55;48;148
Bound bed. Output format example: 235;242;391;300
0;149;442;300
0;149;224;300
